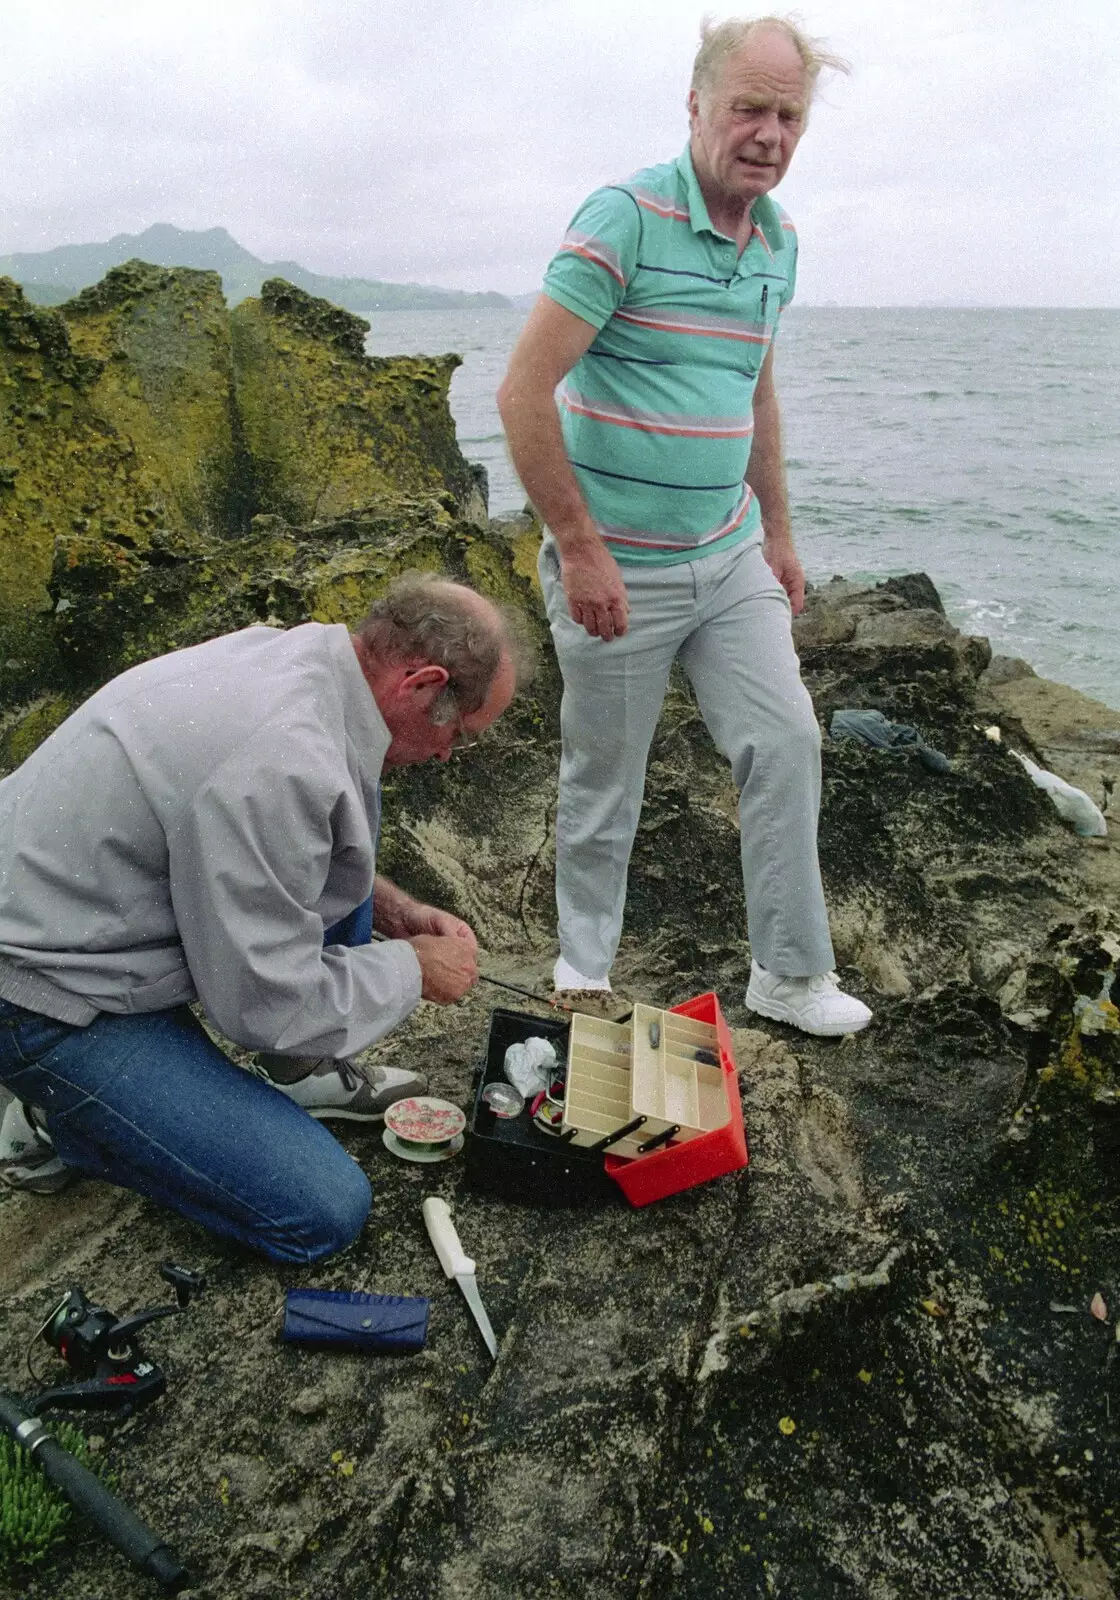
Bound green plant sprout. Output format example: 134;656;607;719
0;1421;102;1575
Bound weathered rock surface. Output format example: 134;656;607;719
229;281;486;529
0;276;1117;1600
0;266;481;710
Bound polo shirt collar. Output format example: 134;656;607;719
678;142;768;247
678;143;725;238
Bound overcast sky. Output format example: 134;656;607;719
3;0;1118;305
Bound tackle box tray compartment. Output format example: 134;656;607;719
563;1001;732;1159
603;991;748;1207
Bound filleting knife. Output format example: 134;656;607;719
421;1197;498;1361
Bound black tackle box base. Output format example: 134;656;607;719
463;1007;620;1207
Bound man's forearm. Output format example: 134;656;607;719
496;383;602;556
747;389;795;549
372;877;421;939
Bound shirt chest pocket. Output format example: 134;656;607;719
615;261;785;379
749;274;786;321
731;272;786;373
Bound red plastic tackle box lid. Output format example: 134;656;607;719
603;991;748;1207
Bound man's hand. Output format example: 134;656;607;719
497;297;628;641
374;879;479;957
560;539;630;640
408;934;479;1004
405;903;478;956
762;536;806;616
749;347;804;612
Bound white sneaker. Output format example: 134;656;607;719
553;956;612;993
744;962;872;1038
265;1058;428;1122
0;1099;74;1193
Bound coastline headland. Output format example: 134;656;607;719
1;264;1117;1598
0;223;513;312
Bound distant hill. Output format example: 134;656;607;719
0;224;513;313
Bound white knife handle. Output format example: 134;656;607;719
422;1198;474;1279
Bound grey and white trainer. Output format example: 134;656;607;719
263;1058;428;1122
0;1099;74;1193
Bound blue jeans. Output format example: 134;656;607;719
0;900;377;1264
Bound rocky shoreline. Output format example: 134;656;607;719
0;267;1117;1599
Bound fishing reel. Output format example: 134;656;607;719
27;1261;206;1419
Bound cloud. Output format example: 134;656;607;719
2;0;1117;303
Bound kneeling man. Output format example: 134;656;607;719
0;573;524;1261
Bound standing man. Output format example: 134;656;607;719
0;574;526;1261
498;16;870;1035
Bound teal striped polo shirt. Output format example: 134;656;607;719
542;144;797;566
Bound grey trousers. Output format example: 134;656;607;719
538;534;835;980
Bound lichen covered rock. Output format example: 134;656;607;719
0;267;242;695
59;260;243;539
230;280;486;529
0;265;484;711
44;496;527;688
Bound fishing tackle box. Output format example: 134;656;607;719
464;992;748;1206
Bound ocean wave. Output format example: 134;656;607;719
1045;509;1105;527
961;598;1023;625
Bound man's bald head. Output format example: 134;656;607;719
355;571;533;726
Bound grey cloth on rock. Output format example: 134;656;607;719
0;623;422;1056
539;535;835;981
829;708;952;774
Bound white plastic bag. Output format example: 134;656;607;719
503;1037;557;1097
1012;751;1108;837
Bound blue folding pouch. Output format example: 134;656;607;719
282;1289;429;1354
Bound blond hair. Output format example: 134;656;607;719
691;14;850;109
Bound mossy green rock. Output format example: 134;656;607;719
0;267;239;695
0;267;482;710
231;280;485;527
43;499;535;689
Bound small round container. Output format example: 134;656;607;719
482;1082;524;1119
383;1096;467;1157
382;1128;464;1164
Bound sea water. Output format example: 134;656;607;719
365;307;1120;711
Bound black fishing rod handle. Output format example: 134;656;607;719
0;1394;188;1592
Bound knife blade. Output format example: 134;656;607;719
421;1197;498;1361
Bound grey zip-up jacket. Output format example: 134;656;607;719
0;623;422;1056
